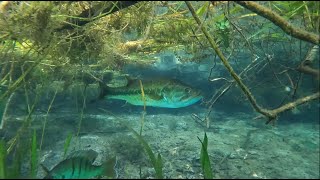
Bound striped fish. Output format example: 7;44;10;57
41;150;117;179
99;78;203;108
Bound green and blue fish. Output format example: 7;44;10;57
99;78;203;108
41;149;117;179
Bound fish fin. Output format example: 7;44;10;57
66;149;98;164
121;101;129;107
102;156;117;178
40;163;50;174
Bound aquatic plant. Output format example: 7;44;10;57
122;123;163;179
76;86;87;137
39;88;59;151
63;132;73;158
198;132;213;179
0;140;6;178
0;1;319;178
0;97;7;129
31;129;38;178
139;79;146;136
186;1;319;125
0;130;38;179
9;142;23;179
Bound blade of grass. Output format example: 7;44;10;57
98;108;163;178
40;88;58;151
122;123;163;179
197;132;213;179
10;144;22;179
0;140;6;178
139;80;146;136
156;153;163;178
31;129;38;178
63;132;73;158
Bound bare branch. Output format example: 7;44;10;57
185;1;320;123
297;45;320;81
235;1;320;45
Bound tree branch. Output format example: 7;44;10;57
297;45;320;81
185;1;320;123
235;1;320;45
269;92;320;119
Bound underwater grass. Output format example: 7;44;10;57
9;143;23;179
31;129;38;178
98;107;163;178
0;98;6;130
139;79;146;136
198;132;213;179
122;123;163;179
0;140;6;178
40;88;58;151
63;132;73;158
76;85;87;137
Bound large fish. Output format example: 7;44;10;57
41;149;117;179
99;78;203;108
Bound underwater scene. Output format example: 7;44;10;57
0;1;319;179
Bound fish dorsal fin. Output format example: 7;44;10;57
40;163;50;174
66;149;98;164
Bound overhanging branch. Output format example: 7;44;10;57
185;1;320;123
235;1;320;45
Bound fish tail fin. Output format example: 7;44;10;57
102;156;118;179
40;164;51;179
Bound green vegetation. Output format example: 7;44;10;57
1;1;318;102
0;140;6;178
31;129;38;178
123;122;163;179
198;132;213;179
0;97;7;129
63;132;73;158
0;133;36;178
0;1;318;178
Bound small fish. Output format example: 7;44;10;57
41;149;117;179
99;78;203;108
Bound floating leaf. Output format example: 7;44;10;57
196;2;209;17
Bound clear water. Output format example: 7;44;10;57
0;1;319;179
